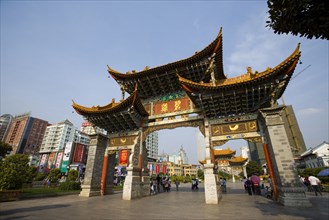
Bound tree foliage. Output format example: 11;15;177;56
197;169;204;180
218;170;231;180
0;154;30;190
47;168;61;183
266;0;329;40
246;161;263;177
68;169;78;182
0;141;13;160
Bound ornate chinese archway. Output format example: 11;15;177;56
72;29;310;207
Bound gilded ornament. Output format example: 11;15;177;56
229;124;239;131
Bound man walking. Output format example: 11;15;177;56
308;175;322;196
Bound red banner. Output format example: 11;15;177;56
155;164;160;174
73;143;86;163
162;165;167;174
119;150;129;166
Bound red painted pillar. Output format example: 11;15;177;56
101;154;108;195
263;143;278;200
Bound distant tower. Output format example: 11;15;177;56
145;132;158;160
178;146;189;164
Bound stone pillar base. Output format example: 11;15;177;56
204;164;222;204
79;185;101;197
122;167;150;200
278;187;312;207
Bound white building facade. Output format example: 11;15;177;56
300;141;329;168
145;132;158;160
38;119;90;172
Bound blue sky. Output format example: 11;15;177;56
1;1;328;164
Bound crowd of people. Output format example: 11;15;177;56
150;175;173;195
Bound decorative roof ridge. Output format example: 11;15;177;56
228;156;248;163
107;28;223;78
178;43;301;89
214;148;236;155
72;85;147;115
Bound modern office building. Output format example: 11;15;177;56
0;114;13;141
3;113;49;156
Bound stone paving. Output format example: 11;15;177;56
0;182;328;220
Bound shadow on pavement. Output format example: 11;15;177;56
0;204;70;216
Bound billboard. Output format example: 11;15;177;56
47;152;55;169
39;154;48;171
60;142;74;173
55;152;63;168
73;143;86;163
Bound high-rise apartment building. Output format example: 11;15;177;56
39;119;90;171
0;114;13;141
39;119;90;153
3;113;49;156
145;132;158;159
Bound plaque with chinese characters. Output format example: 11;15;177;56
153;97;190;115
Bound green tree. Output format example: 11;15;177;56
197;169;204;180
0;154;30;189
0;141;13;160
218;170;230;180
184;175;191;183
266;0;329;40
68;169;78;182
47;168;61;183
246;161;263;177
26;166;38;183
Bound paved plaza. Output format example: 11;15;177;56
1;182;328;220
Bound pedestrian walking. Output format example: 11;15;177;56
244;177;252;195
250;174;261;195
175;179;180;191
242;176;247;193
308;175;322;196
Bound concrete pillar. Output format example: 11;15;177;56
80;134;108;197
259;106;311;207
204;119;221;204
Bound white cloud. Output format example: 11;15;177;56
298;108;324;116
226;12;297;77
